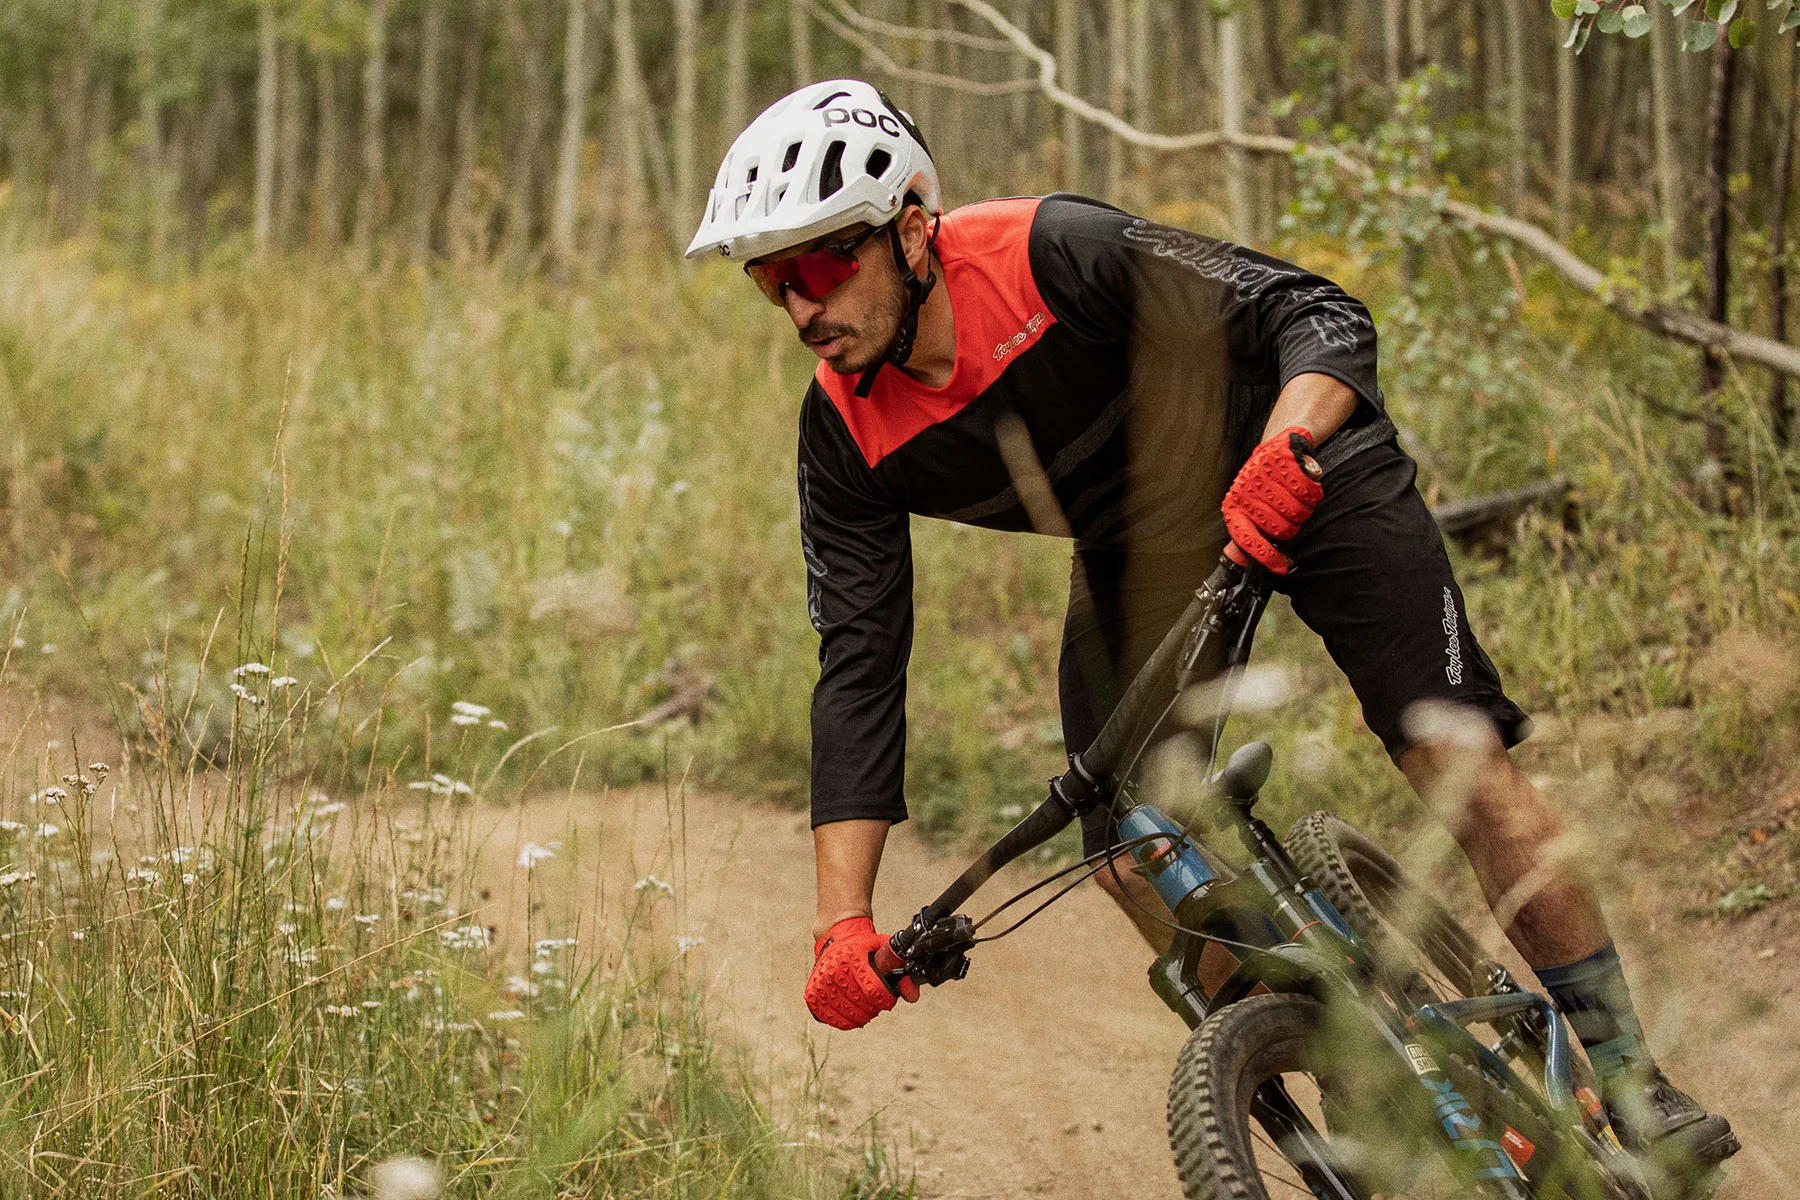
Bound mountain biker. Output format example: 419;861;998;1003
687;79;1738;1175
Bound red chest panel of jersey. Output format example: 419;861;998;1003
814;197;1058;468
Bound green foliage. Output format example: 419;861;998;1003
1560;0;1795;50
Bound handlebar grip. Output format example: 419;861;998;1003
873;940;904;975
1222;542;1250;568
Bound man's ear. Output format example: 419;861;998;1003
896;206;933;277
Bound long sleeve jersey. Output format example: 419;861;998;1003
799;193;1392;828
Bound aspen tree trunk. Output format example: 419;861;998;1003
550;0;589;264
1649;0;1682;276
725;0;749;139
136;0;170;261
446;0;488;259
253;0;278;254
1055;0;1082;192
1700;43;1738;477
502;0;551;254
54;0;97;234
1555;40;1575;240
918;0;940;145
1382;0;1402;88
313;51;343;246
1406;0;1427;72
1218;0;1251;245
277;35;303;247
1107;0;1127;203
1769;47;1798;445
353;0;391;252
790;0;813;86
410;0;448;261
1128;0;1150;175
1502;0;1527;208
612;0;648;225
674;0;698;237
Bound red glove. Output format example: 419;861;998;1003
805;916;919;1030
1222;425;1324;575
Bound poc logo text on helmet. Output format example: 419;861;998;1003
824;107;903;137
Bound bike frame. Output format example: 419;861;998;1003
877;556;1640;1200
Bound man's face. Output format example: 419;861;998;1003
753;225;906;376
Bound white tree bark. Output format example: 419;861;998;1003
353;0;391;252
791;0;814;85
253;0;278;254
1216;0;1250;243
1555;38;1574;240
726;0;749;139
312;50;342;246
550;0;589;263
611;0;648;220
1649;0;1682;282
1055;0;1081;191
673;0;698;233
410;0;448;261
1106;0;1127;202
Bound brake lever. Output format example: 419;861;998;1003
877;912;977;991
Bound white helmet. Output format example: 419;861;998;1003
686;79;941;262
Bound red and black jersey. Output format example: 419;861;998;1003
800;193;1394;828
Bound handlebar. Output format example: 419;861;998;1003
878;550;1271;989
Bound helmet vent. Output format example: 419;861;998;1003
745;165;758;183
818;140;846;200
864;148;892;180
781;142;802;173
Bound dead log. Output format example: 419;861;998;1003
1431;477;1572;541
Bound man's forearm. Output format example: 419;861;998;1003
813;818;890;942
1261;371;1359;444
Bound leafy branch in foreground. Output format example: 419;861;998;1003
1552;0;1781;54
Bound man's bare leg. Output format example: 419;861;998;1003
1395;732;1609;969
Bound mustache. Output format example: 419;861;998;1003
798;317;856;345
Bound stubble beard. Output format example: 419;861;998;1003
800;277;907;376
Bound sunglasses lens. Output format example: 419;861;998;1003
744;241;863;305
792;248;860;300
744;261;793;306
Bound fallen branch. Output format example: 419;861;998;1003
843;0;1800;384
1430;478;1572;539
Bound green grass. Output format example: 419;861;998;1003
2;198;1797;897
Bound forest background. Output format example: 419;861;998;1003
1;0;1799;1195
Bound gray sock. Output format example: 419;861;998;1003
1535;940;1652;1090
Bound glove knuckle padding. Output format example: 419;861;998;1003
1223;425;1322;574
805;916;906;1029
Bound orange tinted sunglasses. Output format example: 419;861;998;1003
744;226;882;306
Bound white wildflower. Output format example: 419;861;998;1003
232;662;270;677
486;719;508;730
448;713;480;726
229;683;262;706
69;929;84;942
39;643;56;655
286;947;321;967
439;924;491;951
309;801;346;817
503;975;540;999
450;701;491;718
181;873;197;886
0;822;24;834
516;842;556;869
533;936;577;957
530;959;558;976
277;923;298;936
88;762;109;776
324;896;347;911
322;1004;360;1019
42;787;67;803
0;870;36;887
359;999;382;1010
35;824;58;839
632;874;674;897
353;913;380;927
164;847;195;864
486;1009;527;1022
674;935;706;955
125;868;161;886
270;676;298;689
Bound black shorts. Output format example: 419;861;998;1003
1059;436;1531;857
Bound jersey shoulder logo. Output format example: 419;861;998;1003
993;311;1047;362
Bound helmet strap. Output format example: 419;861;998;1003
854;216;940;399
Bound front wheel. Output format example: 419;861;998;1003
1167;992;1456;1200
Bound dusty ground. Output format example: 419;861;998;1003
473;786;1800;1200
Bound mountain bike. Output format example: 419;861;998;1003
872;553;1674;1200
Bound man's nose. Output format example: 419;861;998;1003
782;288;824;328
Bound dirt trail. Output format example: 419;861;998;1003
474;786;1800;1200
